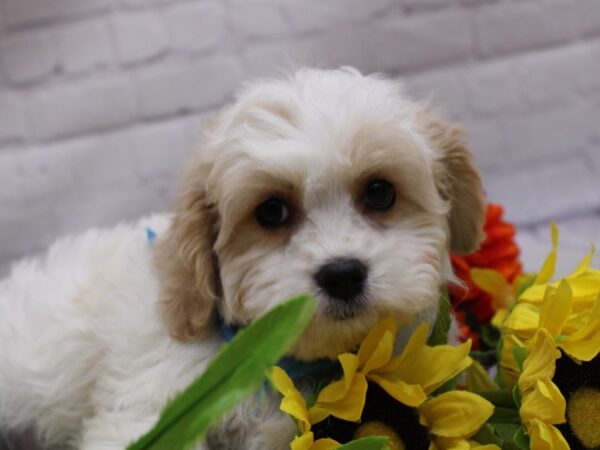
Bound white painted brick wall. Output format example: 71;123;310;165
1;0;599;275
57;19;113;74
111;10;169;64
27;75;138;140
165;2;226;53
0;30;57;84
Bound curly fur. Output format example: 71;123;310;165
0;68;485;449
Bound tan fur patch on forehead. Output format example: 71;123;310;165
214;171;305;259
347;123;447;215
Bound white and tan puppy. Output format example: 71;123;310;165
0;67;485;450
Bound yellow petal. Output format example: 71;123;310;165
368;373;427;407
535;223;558;285
491;309;507;330
291;432;339;450
433;438;501;450
560;293;600;362
519;329;560;391
314;372;368;422
433;437;470;450
569;244;595;278
498;334;526;389
361;329;394;375
386;339;473;395
316;354;359;404
467;443;501;450
567;273;600;307
520;379;566;425
312;438;341;450
528;419;570;450
502;302;541;339
291;432;314;450
538;281;572;337
308;406;329;426
267;366;310;427
470;268;513;309
268;365;299;397
381;322;430;374
311;351;377;424
521;269;600;306
466;360;499;392
419;391;494;438
357;317;396;370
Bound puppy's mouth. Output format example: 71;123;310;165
324;294;369;321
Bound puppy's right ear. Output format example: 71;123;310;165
154;183;219;340
152;109;226;343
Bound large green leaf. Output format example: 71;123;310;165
128;295;316;450
337;436;390;450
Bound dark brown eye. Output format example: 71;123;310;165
255;198;290;228
365;180;395;211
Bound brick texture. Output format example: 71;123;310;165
27;75;137;140
57;19;113;74
111;10;169;64
0;0;599;273
0;30;57;84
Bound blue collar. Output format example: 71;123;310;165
218;318;340;391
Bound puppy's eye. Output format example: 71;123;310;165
255;198;290;228
365;180;395;211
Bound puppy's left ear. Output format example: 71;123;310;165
422;113;486;254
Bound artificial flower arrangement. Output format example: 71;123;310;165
265;207;600;450
128;204;599;450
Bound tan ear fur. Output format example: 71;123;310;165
154;185;219;341
422;113;486;254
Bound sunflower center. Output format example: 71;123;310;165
554;353;600;450
354;421;405;450
567;387;600;449
312;383;431;449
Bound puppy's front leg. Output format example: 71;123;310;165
80;409;211;450
80;403;293;450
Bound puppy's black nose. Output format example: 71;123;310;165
314;258;368;301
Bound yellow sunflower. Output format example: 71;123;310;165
497;224;600;387
270;318;499;450
508;282;600;449
504;280;600;365
267;366;340;450
309;319;473;421
517;328;569;450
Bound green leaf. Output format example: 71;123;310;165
473;424;504;447
490;406;522;424
479;390;518;408
428;287;451;346
514;427;530;450
512;346;527;372
337;436;390;450
512;384;522;409
493;423;521;443
128;295;316;450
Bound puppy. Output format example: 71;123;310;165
0;67;485;450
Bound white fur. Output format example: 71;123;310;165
0;68;471;449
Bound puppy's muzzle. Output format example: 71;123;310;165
314;258;368;303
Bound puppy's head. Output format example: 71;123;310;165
155;68;485;359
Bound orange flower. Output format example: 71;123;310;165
449;204;523;345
